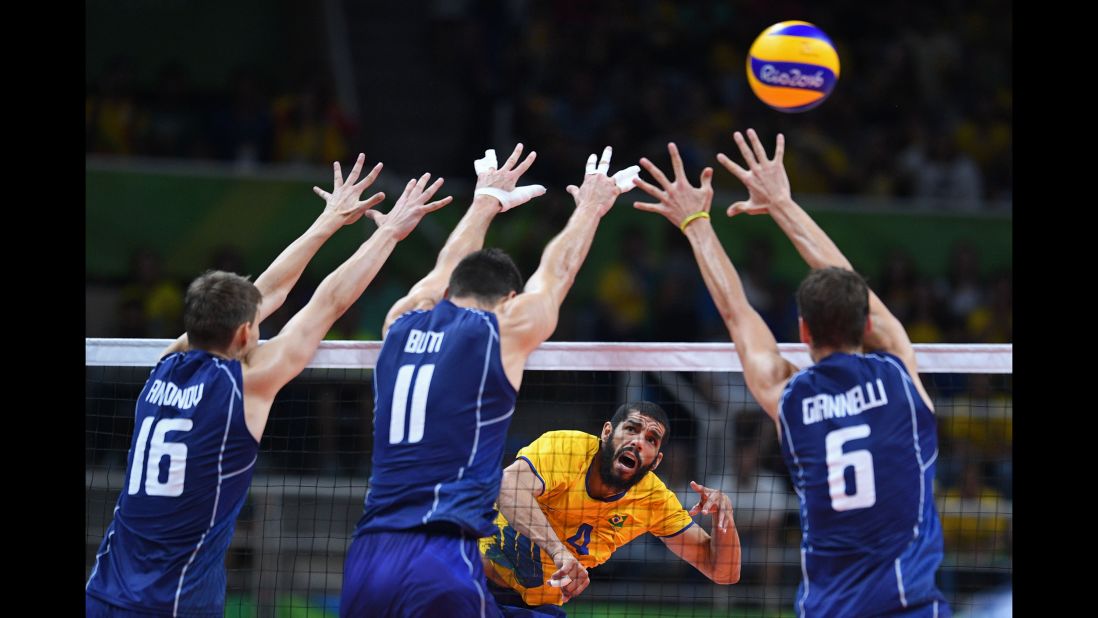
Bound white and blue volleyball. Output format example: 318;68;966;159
747;21;840;113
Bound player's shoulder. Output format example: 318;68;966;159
537;429;596;444
633;468;677;498
518;431;595;479
623;472;686;524
526;430;597;456
863;349;903;365
157;348;198;365
161;349;230;371
779;364;814;396
861;350;912;377
495;292;553;337
389;306;431;329
151;351;183;376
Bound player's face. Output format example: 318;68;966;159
599;412;665;491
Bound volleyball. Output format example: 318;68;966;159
747;21;840;112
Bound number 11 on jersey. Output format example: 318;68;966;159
389;364;436;444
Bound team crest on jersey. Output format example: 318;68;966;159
608;514;629;528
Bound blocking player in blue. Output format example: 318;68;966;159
339;144;641;618
85;154;452;617
634;131;950;617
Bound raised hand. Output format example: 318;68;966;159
687;481;734;534
633;142;715;231
716;129;792;218
566;146;638;217
312;153;387;226
365;173;453;240
472;143;546;212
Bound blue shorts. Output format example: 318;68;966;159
86;594;174;618
879;599;952;617
341;527;503;618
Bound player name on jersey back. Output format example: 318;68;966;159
144;379;205;411
801;378;888;426
404;329;445;354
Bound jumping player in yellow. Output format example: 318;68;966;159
480;401;741;614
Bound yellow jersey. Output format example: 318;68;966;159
480;431;694;606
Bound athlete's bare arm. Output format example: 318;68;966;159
495;147;639;389
382;144;542;336
716;129;933;410
161;154;387;358
633;143;797;420
661;481;741;585
240;162;452;441
496;460;590;601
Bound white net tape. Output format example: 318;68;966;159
86;339;1012;373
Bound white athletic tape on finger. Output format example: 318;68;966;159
585;146;618;177
548;576;572;587
612;165;640;193
585;154;599;176
597;146;612;174
474;149;498;175
474;185;547;212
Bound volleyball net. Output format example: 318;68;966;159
85;339;1012;617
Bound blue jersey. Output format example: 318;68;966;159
86;351;258;617
355;299;518;538
778;352;949;617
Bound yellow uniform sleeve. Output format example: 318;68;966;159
515;431;595;497
642;479;696;538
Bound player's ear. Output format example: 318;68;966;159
234;322;251;349
651;451;663;471
443;286;451;299
864;315;873;336
601;421;613;441
798;317;812;346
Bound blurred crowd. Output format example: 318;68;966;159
100;234;1011;347
86;0;1010;208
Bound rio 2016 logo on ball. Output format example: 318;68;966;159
747;21;840;113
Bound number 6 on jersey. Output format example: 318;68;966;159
825;424;876;511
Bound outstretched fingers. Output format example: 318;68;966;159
716;152;750;182
512;150;538;176
746;128;769;163
501;142;524;172
732;131;757;169
418;177;445;203
699;166;714;190
355;191;386;211
639;157;672;190
344;152;366;186
597;146;613;175
423;195;453;212
632;175;666;201
668;142;687;182
351;161;384;192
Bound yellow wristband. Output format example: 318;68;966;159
679;211;710;232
